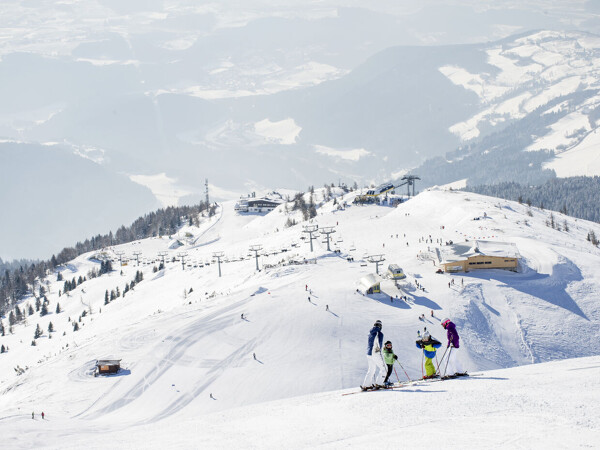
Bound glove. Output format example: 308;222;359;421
374;346;380;353
393;355;398;360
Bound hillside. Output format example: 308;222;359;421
0;188;599;445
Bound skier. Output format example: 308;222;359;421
41;412;45;420
441;318;460;349
416;332;442;378
382;341;399;387
31;412;34;419
441;318;462;375
361;320;386;390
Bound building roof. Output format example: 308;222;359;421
358;274;380;292
440;240;520;263
97;359;121;365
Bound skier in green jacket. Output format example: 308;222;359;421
382;341;399;387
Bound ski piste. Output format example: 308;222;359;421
342;372;474;396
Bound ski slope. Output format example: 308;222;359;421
1;188;599;447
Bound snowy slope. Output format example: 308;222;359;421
8;356;599;449
1;188;599;446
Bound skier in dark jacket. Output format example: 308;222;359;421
361;320;386;390
441;318;463;375
441;318;459;348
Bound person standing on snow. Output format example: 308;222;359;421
441;318;459;349
382;341;399;387
416;332;441;378
361;320;386;390
441;318;462;375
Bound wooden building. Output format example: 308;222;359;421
96;359;121;375
440;240;519;273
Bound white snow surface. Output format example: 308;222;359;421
543;128;600;176
253;118;302;145
1;189;599;447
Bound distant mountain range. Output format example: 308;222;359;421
2;1;600;259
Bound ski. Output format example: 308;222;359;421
341;385;400;396
342;372;474;396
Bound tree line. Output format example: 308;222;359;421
464;177;600;223
0;202;212;317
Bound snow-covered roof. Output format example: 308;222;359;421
358;274;380;291
441;240;520;263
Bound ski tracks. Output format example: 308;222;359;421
76;297;249;420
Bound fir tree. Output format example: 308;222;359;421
40;303;49;317
15;306;22;322
0;320;4;336
73;322;79;331
48;322;54;333
57;272;63;282
28;304;34;316
8;311;16;326
34;323;42;339
104;290;109;305
1;344;5;353
35;297;41;312
55;303;61;314
31;340;36;346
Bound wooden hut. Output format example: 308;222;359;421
96;359;121;375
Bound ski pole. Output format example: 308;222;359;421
395;359;411;382
378;347;387;385
393;366;400;383
443;347;453;376
421;350;424;378
435;346;449;375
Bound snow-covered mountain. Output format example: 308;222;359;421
440;30;600;178
0;188;598;447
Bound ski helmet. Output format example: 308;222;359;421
374;320;382;328
441;318;451;328
423;331;431;341
384;341;392;347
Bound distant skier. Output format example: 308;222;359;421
31;412;34;419
382;341;399;387
41;412;45;420
325;305;329;311
416;332;442;378
361;320;386;390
